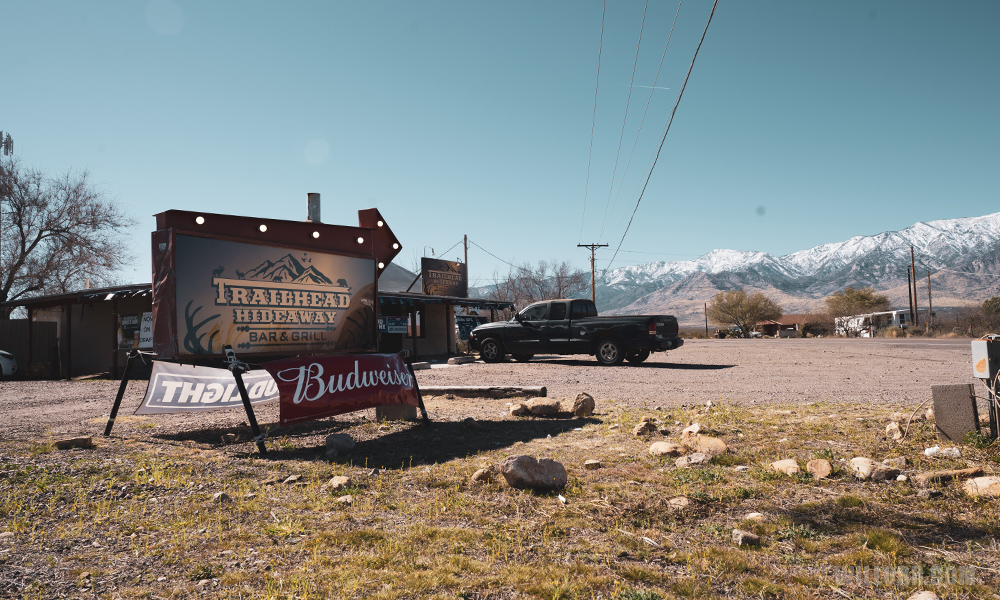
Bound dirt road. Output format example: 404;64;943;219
0;338;977;442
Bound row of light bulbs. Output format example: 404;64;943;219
193;215;398;268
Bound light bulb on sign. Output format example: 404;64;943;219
259;224;267;233
378;262;385;269
377;220;384;227
195;216;205;225
357;237;364;244
392;243;399;250
312;231;319;239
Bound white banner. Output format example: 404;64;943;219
136;361;278;414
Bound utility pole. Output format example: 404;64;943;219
463;235;468;267
927;272;933;332
704;302;709;337
907;267;915;326
577;243;608;304
910;246;919;327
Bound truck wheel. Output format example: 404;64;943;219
595;338;624;366
480;338;504;363
626;350;650;365
512;353;534;362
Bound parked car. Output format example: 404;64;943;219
468;298;683;366
0;350;17;377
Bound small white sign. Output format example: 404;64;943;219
139;313;153;349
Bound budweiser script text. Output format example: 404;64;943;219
274;360;414;404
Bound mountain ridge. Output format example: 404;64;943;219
597;212;1000;326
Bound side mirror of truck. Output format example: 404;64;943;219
513;312;523;322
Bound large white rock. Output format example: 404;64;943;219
499;455;567;491
850;457;878;480
963;476;1000;498
675;453;712;468
806;459;832;479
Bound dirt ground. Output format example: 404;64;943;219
0;338;978;443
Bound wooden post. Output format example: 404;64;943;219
926;272;933;332
910;246;919;327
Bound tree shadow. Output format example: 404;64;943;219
154;416;602;468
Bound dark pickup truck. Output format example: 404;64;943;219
468;298;683;366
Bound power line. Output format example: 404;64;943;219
605;0;684;229
467;239;534;275
598;0;649;242
602;0;720;279
578;0;607;244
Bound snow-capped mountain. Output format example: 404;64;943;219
598;212;1000;325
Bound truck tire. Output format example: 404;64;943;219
595;338;625;366
512;354;534;362
479;338;504;363
626;350;650;365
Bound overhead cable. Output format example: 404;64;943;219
577;0;607;244
605;0;684;227
602;0;720;280
598;0;650;242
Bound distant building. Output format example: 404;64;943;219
835;309;932;337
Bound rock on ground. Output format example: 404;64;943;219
907;592;940;600
732;529;761;547
963;476;1000;498
806;459;832;480
648;442;685;457
499;455;567;491
583;459;602;470
54;437;94;450
675;453;711;468
509;403;528;416
325;434;355;458
770;459;801;476
525;397;560;417
885;421;903;441
633;421;658;436
322;476;351;492
570;393;595;417
470;468;493;484
850;457;877;480
682;434;728;456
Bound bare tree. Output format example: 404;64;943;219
706;289;782;337
0;157;135;318
484;260;587;315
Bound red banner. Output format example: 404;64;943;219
264;353;419;425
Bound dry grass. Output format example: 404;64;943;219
1;400;999;599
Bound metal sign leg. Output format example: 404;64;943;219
224;345;268;456
404;355;431;425
104;350;138;436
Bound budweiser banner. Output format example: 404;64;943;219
264;353;419;425
136;361;279;415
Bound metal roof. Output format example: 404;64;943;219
1;284;153;310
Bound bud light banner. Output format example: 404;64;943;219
136;361;279;414
263;353;419;425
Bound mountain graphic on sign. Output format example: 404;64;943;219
244;254;333;285
292;266;334;285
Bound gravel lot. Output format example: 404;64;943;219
0;338;977;443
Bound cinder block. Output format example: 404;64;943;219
376;404;418;422
931;384;979;442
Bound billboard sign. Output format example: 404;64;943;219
421;257;467;297
136;361;279;414
263;353;420;425
172;235;375;356
151;209;402;360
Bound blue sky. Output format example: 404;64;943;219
2;1;998;288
